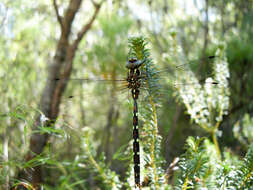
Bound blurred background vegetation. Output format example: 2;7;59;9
0;0;253;189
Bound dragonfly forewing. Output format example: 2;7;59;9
55;55;221;102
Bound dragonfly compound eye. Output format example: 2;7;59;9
126;58;144;69
128;57;138;63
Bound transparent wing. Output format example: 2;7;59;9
135;55;219;89
54;76;130;102
157;55;219;87
56;55;220;105
55;75;133;127
158;55;216;74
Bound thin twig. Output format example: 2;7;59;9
90;0;100;7
53;0;63;29
71;0;104;50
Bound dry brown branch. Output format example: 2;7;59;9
62;0;82;37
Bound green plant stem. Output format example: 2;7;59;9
182;175;188;190
149;97;159;189
211;131;221;160
84;135;117;188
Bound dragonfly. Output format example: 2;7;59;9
55;54;219;188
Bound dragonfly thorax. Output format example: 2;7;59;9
127;67;142;100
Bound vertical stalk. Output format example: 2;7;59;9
149;97;159;189
182;175;189;190
212;131;221;159
84;133;118;189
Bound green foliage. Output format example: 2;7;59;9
175;137;253;189
164;33;230;158
176;137;214;189
222;143;253;189
81;128;123;190
234;114;253;147
84;14;132;77
171;38;230;132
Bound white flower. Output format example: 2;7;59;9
40;114;49;123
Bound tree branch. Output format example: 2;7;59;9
53;0;63;29
71;0;103;50
62;0;82;37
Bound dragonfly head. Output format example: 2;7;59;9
126;57;144;69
